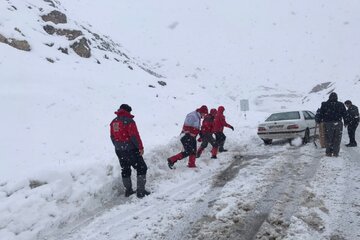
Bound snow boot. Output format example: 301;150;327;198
136;175;150;198
167;153;183;169
211;147;218;159
196;147;204;158
167;158;175;169
187;154;197;168
219;147;228;152
346;143;357;147
122;177;136;197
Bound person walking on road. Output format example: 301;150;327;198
344;100;359;147
213;106;234;152
196;108;218;159
318;92;347;157
110;104;150;198
167;105;208;169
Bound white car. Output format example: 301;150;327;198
257;110;317;145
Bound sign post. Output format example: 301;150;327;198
240;99;249;119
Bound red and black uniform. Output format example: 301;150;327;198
213;106;234;152
110;109;147;177
168;105;208;168
197;108;218;158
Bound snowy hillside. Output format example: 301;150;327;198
1;0;360;239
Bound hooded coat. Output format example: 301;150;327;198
201;108;217;134
319;93;347;123
345;104;360;126
213;106;232;132
182;106;208;136
110;109;144;151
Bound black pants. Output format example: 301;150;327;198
348;123;358;145
215;132;226;150
200;133;218;149
116;149;147;178
180;133;197;157
324;121;343;156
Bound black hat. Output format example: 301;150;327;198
329;92;338;101
345;100;352;105
119;104;132;113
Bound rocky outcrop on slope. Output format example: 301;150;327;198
309;82;333;94
0;0;164;78
40;9;92;58
41;10;67;24
70;37;91;58
43;25;83;41
0;33;31;51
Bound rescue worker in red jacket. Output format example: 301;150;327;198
213;106;234;152
196;108;218;159
110;104;150;198
167;105;208;169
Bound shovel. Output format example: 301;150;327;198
313;123;318;148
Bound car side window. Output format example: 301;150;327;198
303;111;312;120
307;111;315;119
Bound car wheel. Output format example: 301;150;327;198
262;139;272;145
302;128;310;144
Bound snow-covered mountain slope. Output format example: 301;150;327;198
1;0;360;239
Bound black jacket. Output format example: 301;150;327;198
319;99;347;123
345;105;360;125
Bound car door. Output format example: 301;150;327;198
303;111;316;136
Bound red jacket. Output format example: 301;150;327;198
213;106;232;132
110;109;144;151
201;109;217;134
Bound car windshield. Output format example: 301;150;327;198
265;111;300;121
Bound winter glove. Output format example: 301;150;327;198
230;126;234;131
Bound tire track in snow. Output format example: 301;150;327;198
163;154;270;240
188;145;322;240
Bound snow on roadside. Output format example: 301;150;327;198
0;131;241;240
0;162;120;240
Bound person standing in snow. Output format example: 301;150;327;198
344;100;359;147
110;104;150;198
317;92;347;157
213;106;234;152
196;108;219;159
167;105;208;169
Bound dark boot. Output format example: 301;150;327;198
137;175;150;198
219;147;228;152
167;153;183;169
167;158;175;169
187;154;197;168
196;147;204;158
122;177;136;197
